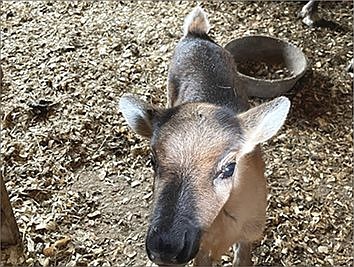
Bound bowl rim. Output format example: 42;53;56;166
225;34;309;83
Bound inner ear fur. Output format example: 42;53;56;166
237;96;290;155
119;94;161;138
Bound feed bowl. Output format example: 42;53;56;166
225;35;308;98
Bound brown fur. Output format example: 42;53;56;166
119;7;289;266
160;8;267;265
149;100;265;265
153;8;264;264
196;147;266;263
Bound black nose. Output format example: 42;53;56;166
146;223;201;265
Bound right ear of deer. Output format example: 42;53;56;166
119;94;154;138
238;96;291;155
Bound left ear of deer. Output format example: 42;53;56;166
238;96;290;156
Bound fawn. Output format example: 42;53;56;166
119;6;290;266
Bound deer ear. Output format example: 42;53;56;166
119;94;156;138
238;96;291;155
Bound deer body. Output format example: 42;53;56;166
167;31;249;112
120;7;290;266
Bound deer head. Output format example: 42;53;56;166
119;95;290;264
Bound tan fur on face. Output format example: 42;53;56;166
197;147;266;261
152;103;267;264
152;103;244;227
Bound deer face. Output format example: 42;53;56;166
119;95;290;265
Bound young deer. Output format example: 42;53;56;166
119;7;290;266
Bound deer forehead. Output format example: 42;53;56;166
152;103;244;168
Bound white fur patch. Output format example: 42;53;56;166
255;96;290;142
183;6;210;37
241;96;290;155
119;94;152;137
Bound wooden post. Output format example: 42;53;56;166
1;175;21;248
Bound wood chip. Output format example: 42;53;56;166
87;210;101;219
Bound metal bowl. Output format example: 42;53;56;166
225;35;308;98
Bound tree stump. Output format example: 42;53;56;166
1;175;21;248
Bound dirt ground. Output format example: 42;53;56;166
1;1;353;266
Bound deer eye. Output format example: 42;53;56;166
217;162;236;180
